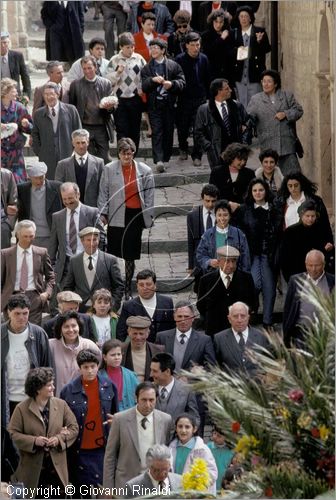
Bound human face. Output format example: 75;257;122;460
176;22;189;34
128;327;149;350
142;19;155;35
218;257;237;274
30;175;45;189
136;277;156;300
261;75;277;95
149;44;165;60
261;157;276;177
90;43;105;60
230;157;247;170
5;86;18;102
72;136;89;156
7;307;29;333
286;179;301;199
212;430;226;446
59;301;80;313
150;459;171;482
1;37;10;56
93;297;111;317
17;227;35;248
228;304;250;332
49;65;64;84
43;88;59;107
61;187;80;210
136;388;156;416
119;148;134;166
305;253;325;280
213;17;224;32
79;362;99;381
217;82;232;101
202;195;217;212
82;61;97;80
103;347;122;368
120;44;134;58
300;210;317;227
81;234;99;255
186;40;201;58
251;183;266;204
174;306;194;333
176;417;196;444
61;318;80;344
150;361;170;386
215;208;230;229
238;11;251;29
37;380;55;400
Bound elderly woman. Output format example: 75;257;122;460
49;311;101;396
255;149;283;195
232;5;271;108
88;288;119;347
247;69;304;176
196;199;251;274
8;367;78;498
1;78;33;183
98;137;155;300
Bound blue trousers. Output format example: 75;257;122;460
251;254;276;325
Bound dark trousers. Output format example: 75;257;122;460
148;101;175;163
101;4;127;59
83;124;110;164
114;96;143;152
1;221;12;249
176;97;205;159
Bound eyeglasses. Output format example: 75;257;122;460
177;24;188;28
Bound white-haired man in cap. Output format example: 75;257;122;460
214;301;269;377
1;220;55;325
197;245;256;337
122;316;164;382
17;161;62;248
42;290;96;341
63;226;124;313
1;31;31;99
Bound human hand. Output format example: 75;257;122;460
325;242;334;252
162;80;172;90
7;204;17;215
221;30;229;40
255;31;264;43
40;292;49;304
117;64;125;74
104;413;114;426
228;201;240;212
274;112;286;121
21;118;30;127
35;436;49;447
209;259;219;268
60;426;70;437
46;436;59;448
152;75;164;84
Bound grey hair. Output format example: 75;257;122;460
71;128;90;140
146;445;172;466
228;302;249;315
46;61;63;75
60;182;80;194
174;299;194;314
43;82;60;94
305;249;325;264
15;220;36;236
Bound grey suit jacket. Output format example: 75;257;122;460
1;168;18;229
55;154;104;207
32;79;70;115
63;249;124;311
48;203;106;280
125;471;182;498
103;407;172;490
155;378;200;428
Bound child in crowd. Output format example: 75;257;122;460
88;288;118;347
207;425;235;491
99;339;139;411
60;350;118;495
169;413;218;495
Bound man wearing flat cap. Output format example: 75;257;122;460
17;161;62;248
197;245;256;337
1;32;31;99
42;290;96;341
122;315;165;382
63;226;124;313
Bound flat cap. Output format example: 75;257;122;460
78;226;100;238
26;161;48;177
217;245;240;258
1;32;10;39
57;291;83;303
126;315;151;329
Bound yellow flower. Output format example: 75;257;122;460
235;434;260;458
182;458;210;491
297;412;312;429
318;425;330;442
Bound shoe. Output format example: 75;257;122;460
193;158;202;167
179;150;188;160
156;161;166;173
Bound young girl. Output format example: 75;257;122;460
89;288;119;347
99;339;139;411
169;414;218;494
207;426;234;491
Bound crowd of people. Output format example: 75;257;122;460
1;1;335;498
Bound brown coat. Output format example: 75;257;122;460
8;397;78;493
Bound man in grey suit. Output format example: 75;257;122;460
32;82;81;180
103;382;172;490
214;301;270;377
32;61;70;115
150;352;200;427
63;226;124;312
55;129;104;207
125;444;182;498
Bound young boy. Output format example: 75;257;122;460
207;426;234;491
60;350;118;493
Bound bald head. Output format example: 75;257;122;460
305;250;325;280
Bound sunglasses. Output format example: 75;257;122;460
177;24;188;28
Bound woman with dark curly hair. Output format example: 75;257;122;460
8;367;78;498
232;178;283;328
49;311;101;396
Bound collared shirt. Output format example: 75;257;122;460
83;250;98;270
215;99;228;118
65;203;83;256
73;152;89;164
202;206;215;231
148;470;170;490
159;378;174;398
136;409;155;469
307;271;325;286
232;327;249;344
176;328;191;343
285;192;306;228
15;245;35;291
48;100;60;117
1;53;11;78
242;26;252;37
32;182;46;193
139;293;157;319
219;269;233;288
216;226;228;235
254;202;269;210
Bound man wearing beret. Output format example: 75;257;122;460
63;226;124;312
17;161;62;248
122;315;165;382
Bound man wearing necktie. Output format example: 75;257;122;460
32;61;70;116
214;301;269;376
0;31;31;99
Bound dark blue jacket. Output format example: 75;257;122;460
175;52;210;100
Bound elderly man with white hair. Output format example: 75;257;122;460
1;219;55;325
